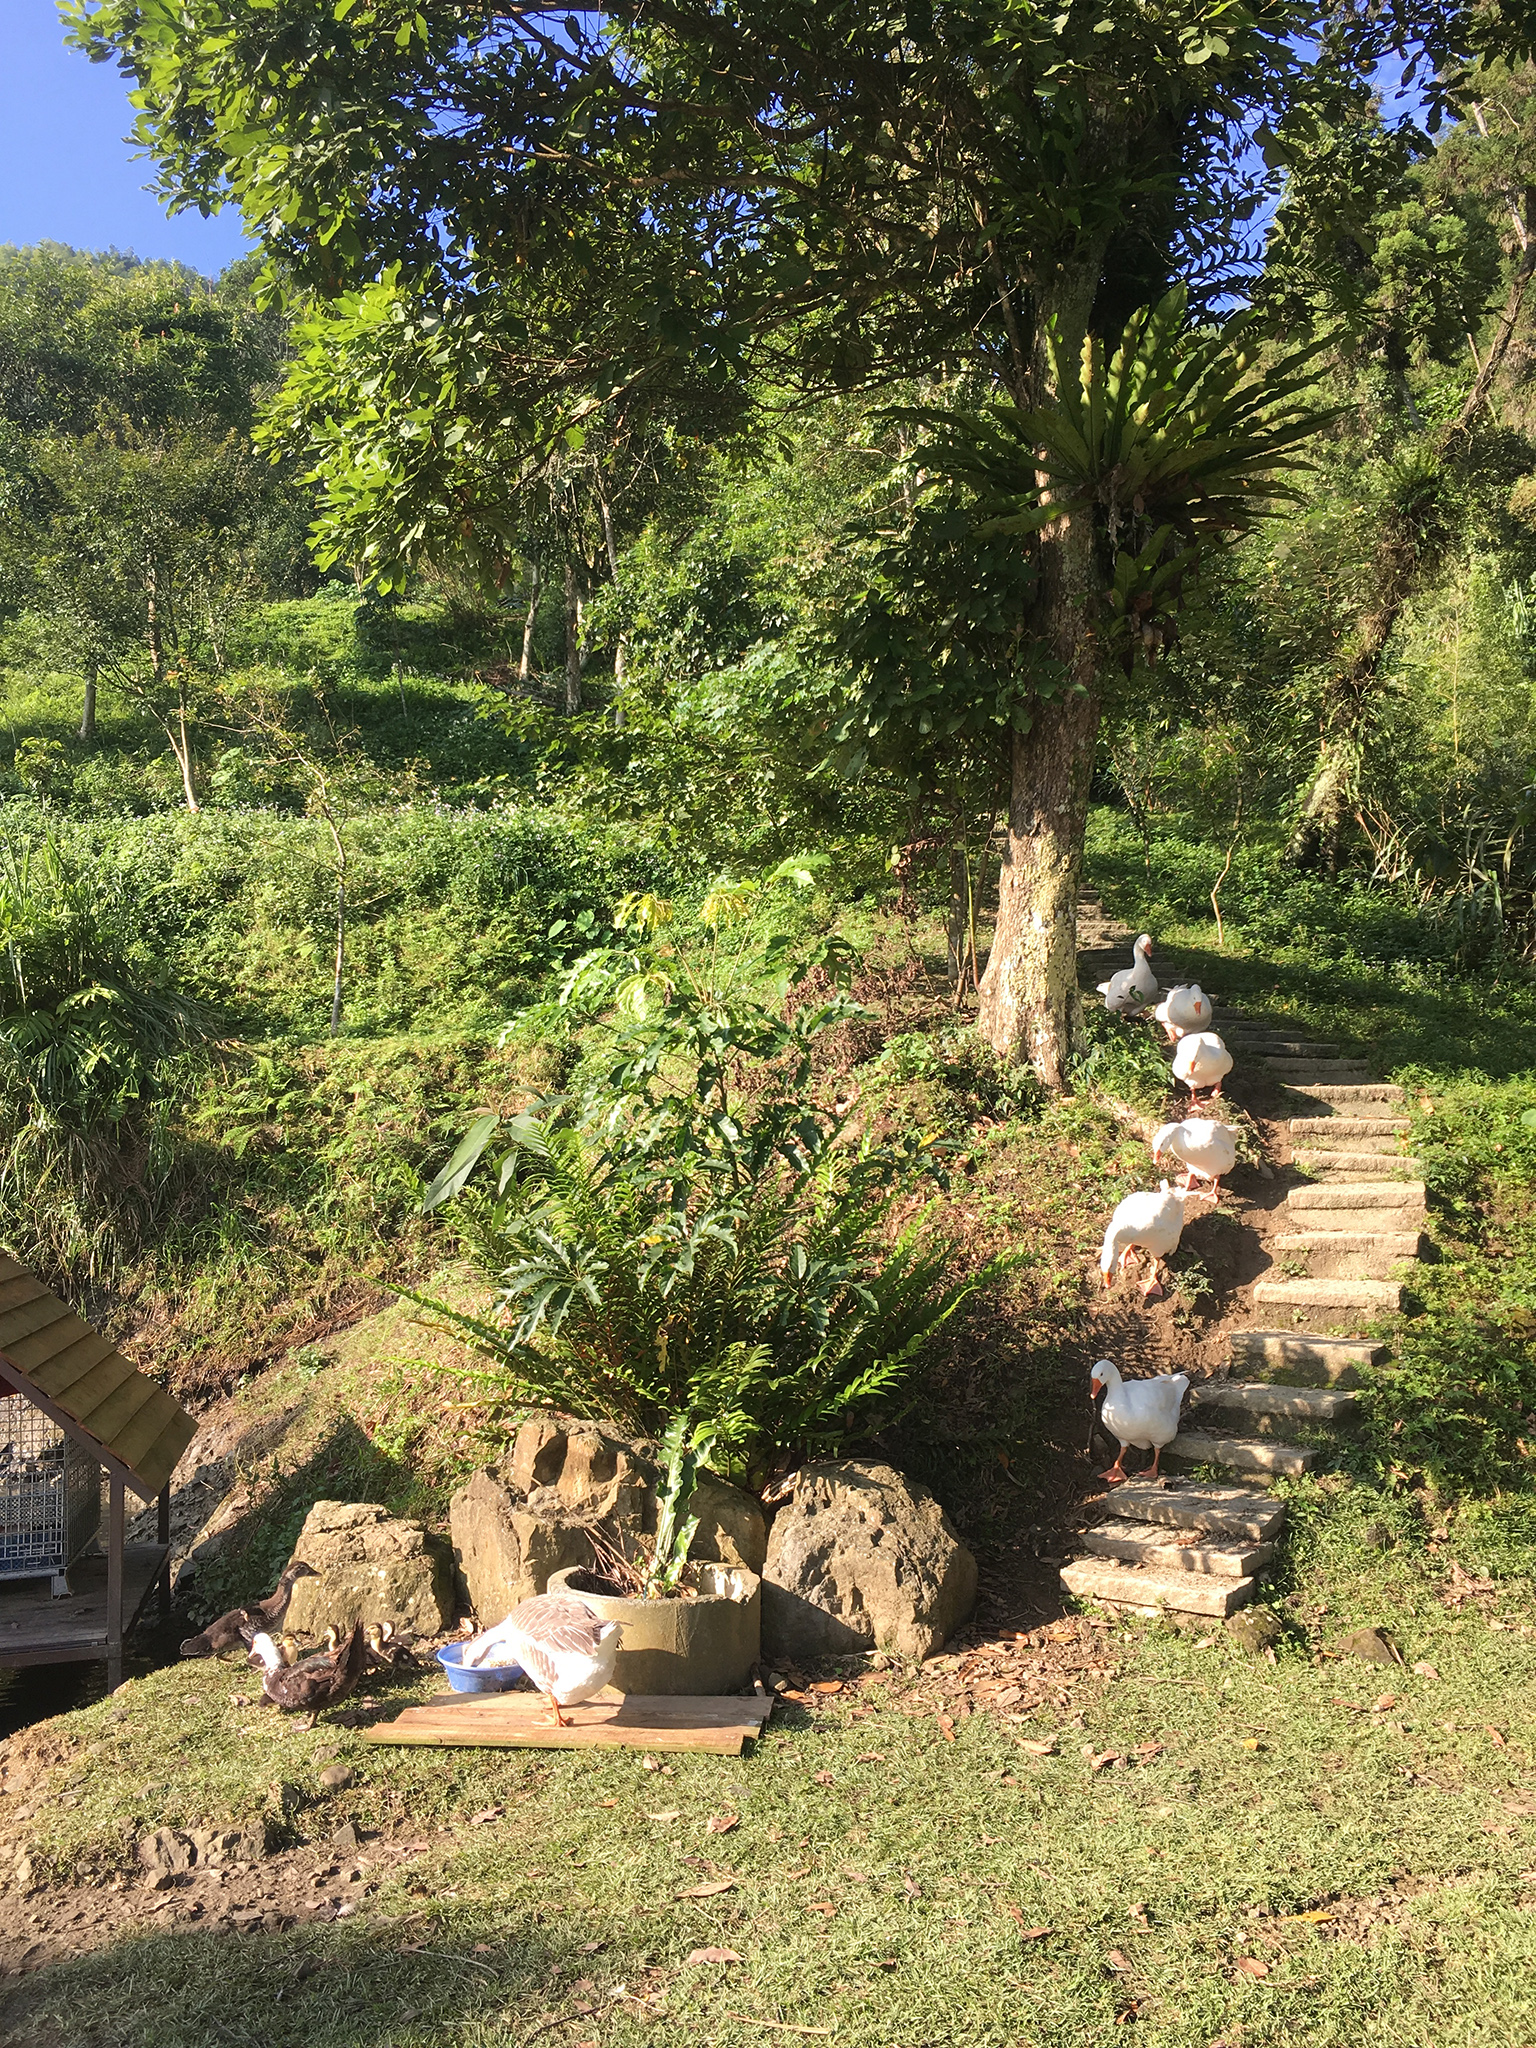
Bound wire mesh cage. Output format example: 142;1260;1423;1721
0;1393;99;1593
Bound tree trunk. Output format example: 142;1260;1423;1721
597;488;629;718
976;257;1106;1086
175;676;200;814
331;872;345;1038
518;556;541;684
563;559;583;715
79;673;96;744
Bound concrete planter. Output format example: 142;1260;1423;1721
547;1563;760;1695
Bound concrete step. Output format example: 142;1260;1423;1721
1106;1477;1287;1541
1164;1430;1321;1479
1294;1151;1423;1179
1189;1378;1360;1428
1227;1329;1385;1386
1060;1556;1257;1618
1287;1116;1411;1142
1301;1083;1406;1106
1235;1039;1341;1056
1252;1275;1403;1318
1286;1182;1426;1220
1271;1228;1423;1277
1079;1516;1275;1578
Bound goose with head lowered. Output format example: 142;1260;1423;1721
1151;1117;1238;1196
1089;1360;1189;1484
1099;1181;1215;1301
1097;934;1159;1015
1172;1029;1233;1102
1153;982;1210;1043
461;1592;624;1726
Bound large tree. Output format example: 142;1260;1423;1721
68;0;1536;1077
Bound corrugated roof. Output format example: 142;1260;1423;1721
0;1255;195;1500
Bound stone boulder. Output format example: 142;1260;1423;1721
449;1413;768;1619
283;1500;454;1637
761;1460;977;1662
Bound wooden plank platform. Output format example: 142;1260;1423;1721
0;1544;167;1668
366;1688;776;1754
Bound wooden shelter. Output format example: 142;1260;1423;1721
0;1255;196;1688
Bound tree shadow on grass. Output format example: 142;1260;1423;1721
0;1908;582;2048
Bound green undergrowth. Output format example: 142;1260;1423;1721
6;1551;1536;2047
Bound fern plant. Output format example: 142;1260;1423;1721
412;1107;1001;1489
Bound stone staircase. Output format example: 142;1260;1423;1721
1060;982;1422;1621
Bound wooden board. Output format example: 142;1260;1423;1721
366;1689;776;1754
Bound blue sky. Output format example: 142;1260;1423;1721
0;0;250;274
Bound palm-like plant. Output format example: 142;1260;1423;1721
913;289;1331;655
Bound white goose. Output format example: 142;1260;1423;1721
462;1593;623;1725
1172;1029;1233;1101
1153;982;1210;1043
1151;1117;1238;1196
1097;934;1158;1014
1098;1181;1214;1300
1090;1360;1189;1484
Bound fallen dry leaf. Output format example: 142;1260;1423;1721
1236;1958;1270;1979
707;1813;740;1835
1371;1694;1399;1714
1017;1739;1057;1757
647;1810;681;1823
938;1715;956;1742
806;1901;837;1918
812;1770;836;1786
1412;1661;1441;1680
468;1807;503;1825
687;1946;743;1965
1134;1741;1163;1760
855;1751;887;1763
1284;1908;1334;1925
676;1878;738;1899
903;1875;922;1898
1090;1750;1123;1773
597;1799;618;1809
1106;1949;1132;1973
811;1680;843;1695
992;1686;1024;1709
1489;1726;1509;1747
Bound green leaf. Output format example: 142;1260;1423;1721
420;1112;499;1213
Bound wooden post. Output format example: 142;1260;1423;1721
157;1483;171;1618
106;1470;124;1693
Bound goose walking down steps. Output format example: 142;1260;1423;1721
1063;903;1424;1619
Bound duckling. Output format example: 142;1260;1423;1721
180;1560;319;1659
246;1623;367;1724
362;1620;414;1672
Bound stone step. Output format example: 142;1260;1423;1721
1188;1378;1360;1427
1079;1517;1275;1579
1233;1039;1340;1056
1300;1083;1406;1106
1164;1430;1321;1479
1286;1181;1426;1218
1271;1228;1423;1278
1287;1116;1412;1141
1252;1275;1402;1315
1227;1329;1385;1386
1265;1061;1376;1082
1293;1151;1424;1179
1106;1477;1287;1541
1060;1556;1257;1619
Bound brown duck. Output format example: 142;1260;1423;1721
179;1561;318;1658
247;1621;367;1720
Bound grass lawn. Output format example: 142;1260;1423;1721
3;1531;1535;2048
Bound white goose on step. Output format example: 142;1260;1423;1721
1090;1360;1189;1483
1097;933;1159;1014
1098;1181;1214;1301
1172;1029;1233;1101
1153;982;1210;1042
1151;1117;1238;1195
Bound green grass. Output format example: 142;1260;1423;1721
6;1537;1536;2047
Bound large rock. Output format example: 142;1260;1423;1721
283;1500;454;1637
761;1460;977;1662
449;1414;768;1618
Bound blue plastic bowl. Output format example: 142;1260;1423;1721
437;1642;523;1694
